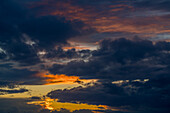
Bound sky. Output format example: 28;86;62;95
0;0;170;113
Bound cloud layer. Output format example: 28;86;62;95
47;79;170;113
49;38;170;80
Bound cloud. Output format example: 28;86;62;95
0;64;37;81
0;1;169;113
0;0;170;98
19;16;81;49
0;88;28;95
49;38;170;80
0;80;17;89
0;0;90;67
44;47;91;59
0;98;43;113
46;38;170;113
26;0;170;41
47;78;170;113
134;0;170;11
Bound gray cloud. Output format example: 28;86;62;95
47;79;170;113
0;88;28;95
49;38;170;80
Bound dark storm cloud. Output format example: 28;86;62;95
0;0;39;66
44;47;91;59
49;38;170;80
47;79;170;113
1;42;41;66
0;15;82;66
0;0;88;67
19;16;81;49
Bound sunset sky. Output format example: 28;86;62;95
0;0;170;113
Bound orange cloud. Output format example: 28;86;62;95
35;72;79;85
26;0;170;38
26;1;132;30
35;72;97;85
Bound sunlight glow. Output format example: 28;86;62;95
35;72;97;85
27;98;118;112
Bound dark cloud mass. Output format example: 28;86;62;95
49;38;170;80
19;16;81;49
47;79;170;113
0;0;87;67
47;38;170;113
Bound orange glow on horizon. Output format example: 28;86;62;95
35;72;79;85
35;72;97;85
